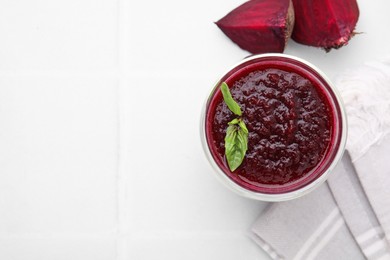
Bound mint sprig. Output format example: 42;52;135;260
221;82;248;171
221;82;242;116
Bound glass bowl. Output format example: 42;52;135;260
200;53;347;201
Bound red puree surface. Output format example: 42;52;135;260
206;60;335;193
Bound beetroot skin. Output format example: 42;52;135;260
292;0;359;50
216;0;294;54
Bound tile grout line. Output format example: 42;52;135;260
0;233;118;240
116;0;130;259
0;69;206;78
115;83;127;260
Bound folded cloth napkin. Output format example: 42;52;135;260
251;60;390;260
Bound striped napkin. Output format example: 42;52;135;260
251;60;390;260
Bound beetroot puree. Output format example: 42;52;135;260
206;60;336;193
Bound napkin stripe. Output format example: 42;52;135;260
356;226;390;259
305;217;344;260
262;244;280;260
292;208;341;260
358;229;390;259
364;238;388;257
357;227;384;244
250;233;283;260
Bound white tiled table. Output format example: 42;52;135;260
0;0;389;259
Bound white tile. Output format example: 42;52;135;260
122;75;266;235
127;236;270;260
127;0;245;73
0;0;117;70
0;77;118;233
0;238;116;260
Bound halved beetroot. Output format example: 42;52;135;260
215;0;294;54
292;0;359;51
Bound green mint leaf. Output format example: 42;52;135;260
237;127;248;153
238;120;248;134
225;125;237;155
224;123;248;172
221;82;248;171
220;82;242;116
228;118;240;125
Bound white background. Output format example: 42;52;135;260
0;0;389;259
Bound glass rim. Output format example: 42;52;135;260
200;53;347;202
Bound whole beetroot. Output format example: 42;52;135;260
215;0;295;54
292;0;359;51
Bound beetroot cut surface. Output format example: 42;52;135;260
215;0;294;54
292;0;359;51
